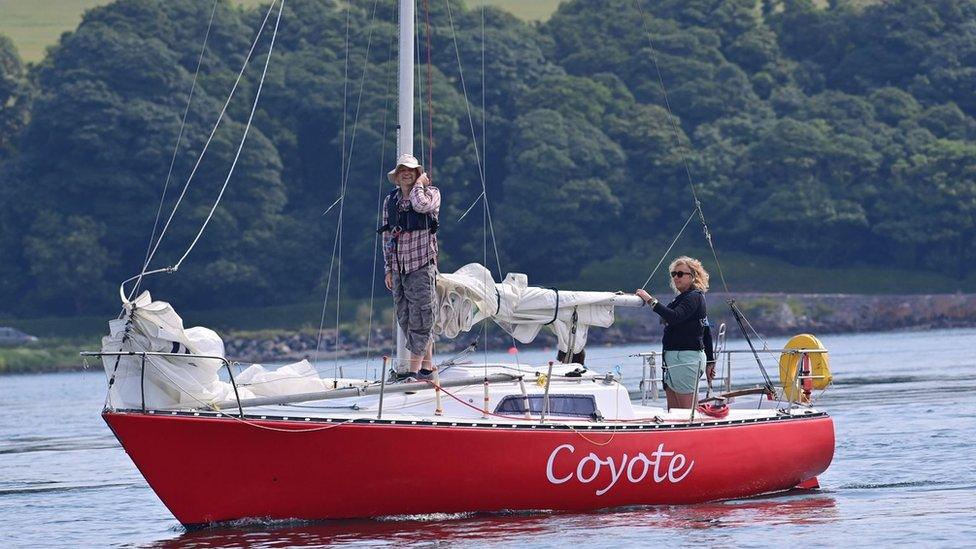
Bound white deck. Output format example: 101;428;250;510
208;363;817;427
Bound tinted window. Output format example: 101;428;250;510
495;394;598;418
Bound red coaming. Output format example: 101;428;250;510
103;411;835;526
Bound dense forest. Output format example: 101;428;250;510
1;0;976;316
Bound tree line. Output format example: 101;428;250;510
1;0;975;316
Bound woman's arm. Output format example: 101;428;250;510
703;323;714;362
651;292;700;323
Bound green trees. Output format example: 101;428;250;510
877;140;976;275
3;0;976;317
0;35;31;161
23;213;113;314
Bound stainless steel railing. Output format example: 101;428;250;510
81;351;245;418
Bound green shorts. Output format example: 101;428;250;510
663;350;705;394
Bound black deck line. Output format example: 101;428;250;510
106;408;829;431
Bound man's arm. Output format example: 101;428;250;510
409;181;440;214
381;195;393;274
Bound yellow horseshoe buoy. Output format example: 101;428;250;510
779;334;832;403
537;373;548;387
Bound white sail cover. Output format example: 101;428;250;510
101;291;342;410
435;263;642;353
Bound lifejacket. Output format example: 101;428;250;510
376;188;439;235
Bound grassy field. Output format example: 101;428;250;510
0;0;105;62
0;0;561;63
469;0;561;21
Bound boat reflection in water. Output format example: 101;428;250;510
150;495;838;547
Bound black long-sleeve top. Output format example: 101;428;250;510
650;289;714;362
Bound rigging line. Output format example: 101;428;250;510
332;204;344;379
444;0;484;184
321;194;343;216
737;303;772;350
729;302;775;390
314;210;341;363
641;209;697;290
131;0;219;301
315;0;381;370
139;1;278;276
315;0;351;363
632;0;730;295
456;191;485;222
328;0;350;378
423;0;435;176
444;0;503;281
175;0;284;269
334;0;383;377
338;0;382;188
415;5;426;166
446;0;522;373
446;0;494;368
365;12;399;375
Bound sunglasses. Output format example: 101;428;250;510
670;271;692;279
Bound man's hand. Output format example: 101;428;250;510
416;172;430;186
385;272;394;291
706;360;717;382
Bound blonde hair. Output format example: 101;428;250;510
668;256;710;293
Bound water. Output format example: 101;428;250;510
2;329;975;547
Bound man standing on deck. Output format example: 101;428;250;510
379;154;440;381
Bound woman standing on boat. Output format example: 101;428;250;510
636;256;714;410
379;154;440;380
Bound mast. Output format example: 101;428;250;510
394;0;415;368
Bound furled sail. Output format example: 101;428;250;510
101;291;357;410
435;263;643;353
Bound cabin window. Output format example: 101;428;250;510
494;394;599;418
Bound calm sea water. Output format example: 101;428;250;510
2;328;975;547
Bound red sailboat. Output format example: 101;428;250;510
88;0;834;527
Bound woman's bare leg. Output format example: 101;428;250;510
671;391;695;409
665;388;679;411
665;388;696;409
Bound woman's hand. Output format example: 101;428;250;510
635;288;654;304
385;272;394;291
706;360;716;382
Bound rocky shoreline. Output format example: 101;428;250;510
223;293;976;364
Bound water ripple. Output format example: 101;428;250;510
0;482;133;496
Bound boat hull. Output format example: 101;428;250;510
103;410;834;526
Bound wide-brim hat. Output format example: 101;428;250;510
387;153;424;184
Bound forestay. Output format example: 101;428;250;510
435;263;643;353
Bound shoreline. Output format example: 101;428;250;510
3;292;976;373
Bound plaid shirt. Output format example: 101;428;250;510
383;184;440;275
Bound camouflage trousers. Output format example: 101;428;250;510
392;263;436;356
